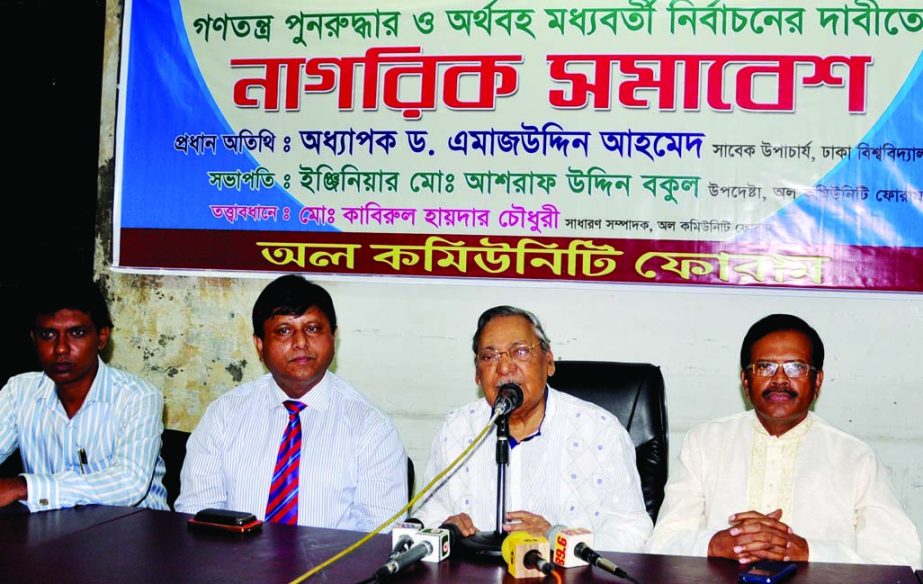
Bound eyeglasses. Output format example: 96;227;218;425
477;341;543;365
747;360;816;378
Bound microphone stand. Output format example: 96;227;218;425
456;412;510;558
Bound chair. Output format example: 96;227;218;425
160;429;190;511
407;457;415;503
0;448;23;478
550;361;668;522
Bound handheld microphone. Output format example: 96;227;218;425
492;382;524;417
376;528;451;578
547;525;633;580
574;542;630;579
501;531;553;579
390;520;423;559
547;524;593;567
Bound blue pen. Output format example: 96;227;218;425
78;448;88;474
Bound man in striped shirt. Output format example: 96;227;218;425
175;275;406;530
0;282;167;511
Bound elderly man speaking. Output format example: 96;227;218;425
413;306;651;551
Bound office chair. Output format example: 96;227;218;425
551;361;668;522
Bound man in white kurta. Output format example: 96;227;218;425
413;305;651;551
647;314;921;569
646;410;921;568
414;386;652;551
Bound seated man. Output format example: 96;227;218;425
413;306;651;551
647;314;921;568
0;282;168;511
175;275;407;530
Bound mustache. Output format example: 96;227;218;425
762;388;797;399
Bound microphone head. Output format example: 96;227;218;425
437;522;464;548
392;521;423;548
548;526;593;568
498;383;523;408
501;532;551;579
493;383;524;417
413;528;451;563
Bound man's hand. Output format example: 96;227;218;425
0;477;27;508
707;509;809;564
443;513;478;537
503;510;551;537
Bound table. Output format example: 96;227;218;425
1;507;918;583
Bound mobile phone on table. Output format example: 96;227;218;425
738;560;797;584
188;508;263;535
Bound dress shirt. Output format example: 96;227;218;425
647;411;921;569
0;359;168;512
175;371;407;531
413;387;652;551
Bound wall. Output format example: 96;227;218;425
98;1;923;542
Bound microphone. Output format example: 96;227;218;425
390;519;423;559
574;542;630;578
547;525;632;579
492;382;524;417
437;521;463;548
547;524;593;567
375;528;451;579
501;531;553;579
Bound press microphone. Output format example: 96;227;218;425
390;519;423;559
547;525;632;579
501;531;553;579
492;382;524;417
574;542;630;578
437;521;463;548
375;528;451;579
547;524;593;567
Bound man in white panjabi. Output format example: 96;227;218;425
647;314;920;569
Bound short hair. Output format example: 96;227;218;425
472;305;551;355
252;275;337;339
31;281;113;332
740;314;825;370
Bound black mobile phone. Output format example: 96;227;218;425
738;560;797;584
188;508;263;535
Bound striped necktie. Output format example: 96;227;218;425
265;400;307;525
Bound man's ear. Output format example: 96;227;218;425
545;348;555;377
96;326;111;352
740;370;750;391
253;336;264;362
813;369;824;401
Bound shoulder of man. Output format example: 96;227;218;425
2;371;47;393
804;413;877;459
0;371;50;411
672;410;754;448
548;386;641;435
324;371;397;427
195;373;273;419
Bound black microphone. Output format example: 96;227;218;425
376;528;451;579
492;382;523;417
438;522;463;548
524;549;553;575
574;542;631;579
389;518;423;559
375;540;433;579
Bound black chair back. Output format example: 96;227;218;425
407;457;415;503
551;361;668;522
161;429;190;511
0;448;23;478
